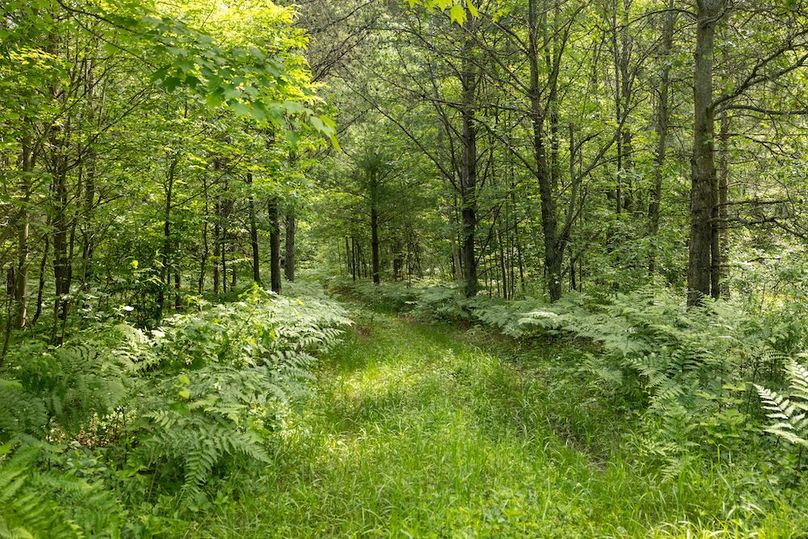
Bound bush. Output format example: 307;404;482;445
0;284;351;536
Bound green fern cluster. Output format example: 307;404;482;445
756;359;808;449
516;288;789;467
0;442;126;538
0;335;131;442
0;444;79;539
124;286;350;506
0;283;351;532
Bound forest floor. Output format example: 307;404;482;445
186;304;786;538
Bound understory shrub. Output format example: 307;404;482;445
0;285;350;537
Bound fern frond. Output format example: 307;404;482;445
756;371;808;449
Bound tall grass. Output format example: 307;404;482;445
188;308;806;537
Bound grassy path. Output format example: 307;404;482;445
189;309;780;538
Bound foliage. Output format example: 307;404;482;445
128;287;350;504
334;279;808;482
2;0;807;534
185;306;807;537
0;286;350;534
756;359;808;450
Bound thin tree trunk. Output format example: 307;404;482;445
246;173;261;284
497;227;508;299
268;198;282;293
15;137;34;328
688;0;724;305
717;111;730;297
284;211;296;282
220;197;230;294
370;204;381;285
2;271;13;361
460;19;478;298
32;233;49;326
52;166;71;328
351;237;357;281
174;267;181;309
198;176;210;293
213;200;221;295
157;154;178;318
648;0;676;275
529;0;563;302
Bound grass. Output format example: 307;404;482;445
185;308;806;538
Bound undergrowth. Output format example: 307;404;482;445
0;285;350;537
188;305;807;537
330;278;808;531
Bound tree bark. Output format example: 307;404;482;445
350;237;357;281
370;205;381;285
198;176;210;293
15;136;34;328
157;153;178;318
529;0;563;302
717;111;730;297
220;198;230;294
688;0;724;305
268;198;282;293
32;233;49;326
648;0;676;275
460;19;478;298
213;200;221;294
174;267;181;310
246;173;261;284
285;212;296;282
52;165;71;327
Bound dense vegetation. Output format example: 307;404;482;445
1;0;807;536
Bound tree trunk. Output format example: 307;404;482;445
529;0;563;302
15;137;34;328
370;204;381;285
246;173;261;284
268;198;282;293
79;54;98;293
2;270;14;361
351;237;357;281
220;198;231;294
498;228;508;299
648;0;676;275
32;233;49;326
198;176;210;294
52;166;71;327
611;0;635;213
285;212;296;282
460;21;478;298
157;154;178;318
717;111;730;297
213;200;221;294
688;0;724;306
174;267;181;310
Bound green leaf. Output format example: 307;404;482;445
449;4;466;24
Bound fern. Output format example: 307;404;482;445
756;360;808;449
0;379;48;441
119;285;351;507
0;441;125;538
1;281;352;522
343;281;808;472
